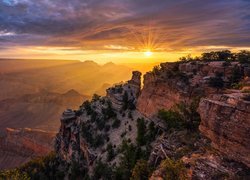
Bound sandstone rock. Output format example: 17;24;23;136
0;128;55;169
106;71;141;109
137;61;245;117
198;93;250;167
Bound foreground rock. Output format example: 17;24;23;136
198;92;250;167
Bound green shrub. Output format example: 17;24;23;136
92;94;101;102
128;125;132;131
152;65;161;75
106;143;115;161
102;100;116;120
0;169;30;180
176;99;201;132
136;118;146;146
158;109;184;129
96;118;105;131
131;160;152;180
112;118;121;128
147;121;158;141
81;124;94;145
243;94;250;101
93;161;112;180
104;124;111;132
93;134;104;148
236;50;250;64
82;100;93;115
160;158;187;180
230;66;243;84
209;74;224;89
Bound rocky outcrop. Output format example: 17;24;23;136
55;72;147;174
0;128;55;169
198;92;250;167
106;71;141;109
137;61;246;117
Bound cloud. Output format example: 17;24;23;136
0;0;250;53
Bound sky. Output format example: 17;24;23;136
0;0;250;63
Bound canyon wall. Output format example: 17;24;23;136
54;61;250;178
137;61;242;117
0;128;55;169
198;93;250;167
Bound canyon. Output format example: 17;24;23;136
1;59;250;179
52;60;250;179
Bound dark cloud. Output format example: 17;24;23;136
0;0;250;51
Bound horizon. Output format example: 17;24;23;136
1;0;250;63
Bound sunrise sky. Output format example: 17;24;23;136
0;0;250;64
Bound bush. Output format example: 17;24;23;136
0;169;30;180
152;65;161;75
81;123;93;145
209;75;224;89
93;161;112;180
102;100;116;120
243;94;250;101
236;50;250;64
96;118;105;131
128;111;133;119
131;160;152;180
104;124;111;132
112;118;121;128
136;118;146;146
230;66;243;84
128;125;132;131
176;99;201;131
93;134;104;148
158;109;184;129
92;94;101;102
160;158;187;180
106;143;115;161
82;100;93;115
147;121;158;141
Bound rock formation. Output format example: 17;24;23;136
137;61;247;117
55;71;148;175
198;92;250;167
0;128;55;170
51;61;250;179
8;60;249;179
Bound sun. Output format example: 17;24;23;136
144;50;153;57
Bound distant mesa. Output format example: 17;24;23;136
103;62;115;67
82;60;99;67
62;89;82;97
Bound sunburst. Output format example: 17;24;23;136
125;23;164;57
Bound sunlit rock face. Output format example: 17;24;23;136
198;93;250;167
137;61;248;117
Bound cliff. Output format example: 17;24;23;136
52;61;250;179
137;61;245;117
55;71;149;175
198;92;250;167
0;128;55;170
